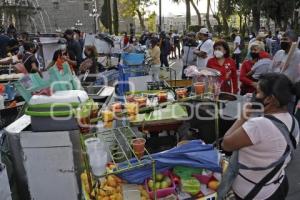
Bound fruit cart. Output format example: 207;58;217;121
80;126;157;200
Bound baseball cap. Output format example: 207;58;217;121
198;28;209;35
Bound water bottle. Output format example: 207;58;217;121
0;95;4;110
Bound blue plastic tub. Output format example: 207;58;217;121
122;53;145;66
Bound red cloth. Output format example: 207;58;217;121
259;51;270;59
124;36;129;46
239;59;256;94
207;57;238;94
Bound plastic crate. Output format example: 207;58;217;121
122;53;145;66
117;65;149;96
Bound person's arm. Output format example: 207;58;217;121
240;61;255;86
231;60;239;94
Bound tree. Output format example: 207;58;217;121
147;12;157;32
262;0;296;30
172;0;191;29
190;0;202;26
100;0;112;34
206;0;213;33
119;0;156;32
185;0;191;28
112;0;119;35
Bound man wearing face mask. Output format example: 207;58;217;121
270;30;300;113
270;30;300;83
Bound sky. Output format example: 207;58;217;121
148;0;218;17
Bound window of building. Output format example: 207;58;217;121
52;0;59;9
84;3;89;10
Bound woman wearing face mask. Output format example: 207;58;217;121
221;73;300;200
206;40;238;94
240;42;270;95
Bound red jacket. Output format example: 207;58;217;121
240;60;256;94
207;57;238;94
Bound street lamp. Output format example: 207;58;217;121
75;19;83;28
89;0;100;33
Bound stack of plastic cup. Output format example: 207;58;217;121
85;138;107;176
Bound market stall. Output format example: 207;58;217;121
0;49;246;200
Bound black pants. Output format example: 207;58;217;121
160;54;169;68
233;53;241;69
235;175;289;200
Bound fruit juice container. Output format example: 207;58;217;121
125;102;139;115
145;170;176;199
194;82;205;95
84;137;107;176
102;109;114;122
131;138;146;152
157;91;168;103
175;88;188;99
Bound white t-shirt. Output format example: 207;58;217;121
270;49;300;83
196;39;214;70
233;35;241;54
233;113;299;199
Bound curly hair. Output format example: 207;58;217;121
213;40;230;58
84;45;98;58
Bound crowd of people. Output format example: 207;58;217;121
1;23;300;199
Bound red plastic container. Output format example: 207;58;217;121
145;171;176;199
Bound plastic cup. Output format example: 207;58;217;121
89;152;107;176
103;121;113;128
194;82;205;95
131;138;146;152
110;102;122;113
175;88;188;99
134;150;145;159
125;102;139;115
134;96;147;107
75;108;91;134
126;94;135;102
102;109;114;122
157;91;168;103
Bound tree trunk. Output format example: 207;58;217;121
252;1;261;33
239;13;242;34
113;0;119;35
190;0;201;26
136;9;145;31
186;0;191;29
206;0;213;32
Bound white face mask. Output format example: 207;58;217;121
214;50;224;58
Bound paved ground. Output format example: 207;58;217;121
162;58;300;199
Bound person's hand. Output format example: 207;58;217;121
62;55;68;61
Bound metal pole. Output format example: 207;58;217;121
159;0;162;32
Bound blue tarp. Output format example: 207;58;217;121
118;140;221;184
